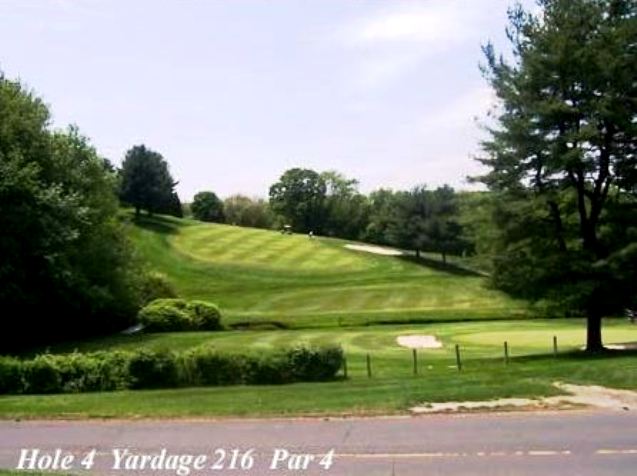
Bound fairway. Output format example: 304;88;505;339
129;214;529;327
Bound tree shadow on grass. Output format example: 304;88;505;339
513;346;637;363
397;254;484;277
130;214;181;235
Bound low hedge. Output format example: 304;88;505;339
0;345;344;395
138;298;222;332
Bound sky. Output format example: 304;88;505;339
0;0;534;201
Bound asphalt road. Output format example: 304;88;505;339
1;411;636;475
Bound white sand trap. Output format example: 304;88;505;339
411;382;637;414
397;335;443;349
344;244;403;256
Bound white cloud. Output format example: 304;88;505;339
348;3;475;45
418;86;497;133
337;2;489;90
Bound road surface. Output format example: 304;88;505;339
1;411;636;475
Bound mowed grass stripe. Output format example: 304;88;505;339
127;214;530;325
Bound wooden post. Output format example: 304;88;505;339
366;353;372;378
553;336;558;358
412;349;418;376
504;341;509;365
455;344;462;371
343;355;348;379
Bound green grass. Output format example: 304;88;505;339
4;320;637;419
127;214;529;327
2;214;635;420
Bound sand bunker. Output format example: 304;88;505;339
411;382;637;414
397;335;443;349
344;244;403;256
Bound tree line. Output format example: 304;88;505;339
1;0;634;353
181;168;471;263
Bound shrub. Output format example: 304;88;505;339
188;301;222;330
128;349;180;389
55;351;131;393
22;355;62;394
286;346;344;381
182;346;246;386
138;271;178;306
4;345;343;395
138;298;222;332
0;356;24;394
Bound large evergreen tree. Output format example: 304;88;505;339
478;0;637;351
119;145;181;217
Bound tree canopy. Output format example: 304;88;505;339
478;0;637;351
119;145;181;217
0;76;142;352
269;168;327;233
191;191;225;223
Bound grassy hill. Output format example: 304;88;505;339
128;214;529;327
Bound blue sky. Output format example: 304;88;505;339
0;0;533;201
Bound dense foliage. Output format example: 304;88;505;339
477;0;637;350
191;191;225;223
138;298;222;332
0;345;344;394
223;194;274;229
0;76;143;353
119;144;182;217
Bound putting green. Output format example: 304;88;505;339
456;327;637;349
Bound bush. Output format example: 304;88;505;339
55;351;131;393
0;356;24;394
286;346;344;382
128;349;180;389
138;271;178;306
188;301;222;330
22;355;62;394
4;345;343;395
138;298;222;332
182;346;246;386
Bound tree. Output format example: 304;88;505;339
385;187;431;258
321;171;370;239
427;186;468;263
223;194;273;229
191;191;225;223
119;145;179;217
365;189;400;245
0;76;142;352
269;168;327;233
477;0;637;351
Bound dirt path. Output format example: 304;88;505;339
411;382;637;414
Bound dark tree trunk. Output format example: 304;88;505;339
441;252;447;264
135;205;140;218
415;249;420;259
585;309;604;353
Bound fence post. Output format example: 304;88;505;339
413;349;418;376
504;341;509;365
553;336;558;358
343;355;348;379
455;344;462;371
366;353;372;378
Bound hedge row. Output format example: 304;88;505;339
0;345;343;394
138;298;222;332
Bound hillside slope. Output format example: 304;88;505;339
128;214;529;327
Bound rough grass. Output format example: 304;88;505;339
127;214;529;327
